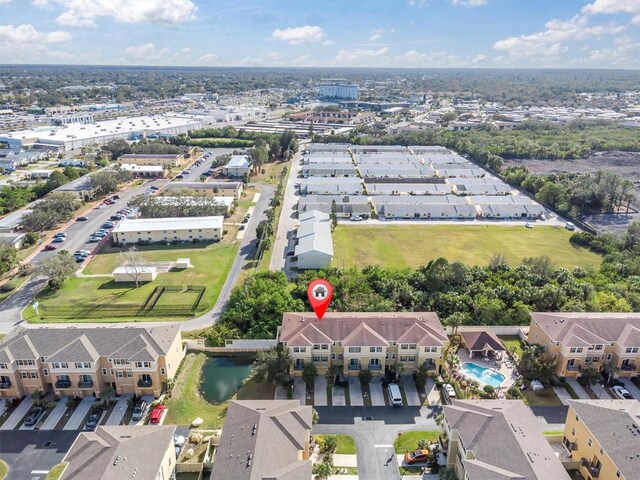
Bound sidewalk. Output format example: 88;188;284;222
425;378;441;406
0;397;32;430
370;378;385;406
63;397;95;430
566;378;590;399
333;454;357;467
553;387;572;406
40;397;69;430
106;395;132;425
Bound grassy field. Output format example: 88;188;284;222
394;431;441;453
0;276;29;304
333;225;601;269
499;335;527;359
164;353;272;428
522;388;563;407
252;160;288;185
27;242;237;322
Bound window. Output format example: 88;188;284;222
321;356;328;362
313;355;321;362
400;356;408;362
370;347;382;353
570;347;583;353
43;369;49;376
400;344;409;350
571;428;576;436
594;345;603;350
348;347;361;353
0;363;6;369
588;438;592;447
331;354;336;360
160;368;166;375
74;362;90;369
17;360;24;366
21;372;27;379
29;372;37;379
625;347;639;354
349;358;359;368
338;354;344;360
127;372;132;378
575;415;579;421
117;371;124;378
293;347;306;353
52;362;68;369
110;369;114;375
408;356;415;362
102;368;107;375
606;353;612;361
424;346;437;353
409;344;416;349
313;344;320;350
321;344;329;350
392;353;396;360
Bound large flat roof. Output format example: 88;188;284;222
112;216;223;233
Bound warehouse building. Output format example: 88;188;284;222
298;195;370;218
118;153;184;168
112;216;223;245
358;165;435;178
366;183;452;195
299;177;363;195
302;164;357;177
303;153;354;165
295;210;333;269
306;143;351;154
377;202;479;220
479;203;545;219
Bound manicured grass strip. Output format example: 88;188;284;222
0;459;8;480
522;388;563;407
316;434;356;455
393;431;440;454
333;225;601;270
499;335;527;359
45;463;67;480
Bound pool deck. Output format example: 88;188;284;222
456;349;519;390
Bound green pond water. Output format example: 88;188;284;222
200;357;254;403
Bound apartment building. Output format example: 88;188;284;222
442;400;571;480
162;181;244;199
278;312;447;376
210;400;312;480
562;400;640;480
111;216;223;245
118;153;184;168
60;425;176;480
0;324;183;399
528;313;640;379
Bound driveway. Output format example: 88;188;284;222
402;376;421;406
40;397;68;430
0;430;78;480
566;378;590;399
348;377;364;406
63;396;95;431
370;379;385;406
424;378;441;406
294;378;307;405
333;387;347;406
0;397;32;431
106;395;132;426
618;379;640;400
315;376;328;406
553;387;573;406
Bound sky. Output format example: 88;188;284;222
0;0;639;68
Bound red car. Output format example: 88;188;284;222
44;244;57;251
149;405;166;424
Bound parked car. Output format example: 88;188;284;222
132;400;147;422
85;408;103;431
44;244;57;251
525;222;534;228
150;185;159;191
443;384;456;398
76;216;88;222
24;407;45;427
175;174;184;180
102;222;114;228
173;434;185;447
112;195;120;200
54;232;67;238
239;225;245;231
52;236;65;243
88;236;99;243
387;383;403;406
404;449;430;465
565;222;576;231
110;215;123;221
613;385;633;399
350;216;363;222
241;218;249;224
149;405;166;424
182;170;191;175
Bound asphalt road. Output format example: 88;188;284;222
179;147;239;182
180;182;276;331
0;430;78;480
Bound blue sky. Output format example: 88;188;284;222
0;0;639;68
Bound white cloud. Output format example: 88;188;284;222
587;35;640;67
472;53;487;63
451;0;488;7
124;43;170;63
322;39;335;46
31;0;49;6
493;14;624;58
36;0;197;28
368;28;395;42
0;0;14;4
181;47;191;53
271;25;326;45
633;15;640;25
335;47;389;63
0;24;72;44
583;0;640;15
194;53;218;65
369;33;382;41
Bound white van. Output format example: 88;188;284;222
387;383;403;406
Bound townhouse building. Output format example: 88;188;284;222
0;324;183;399
278;312;447;377
528;313;640;379
562;400;640;480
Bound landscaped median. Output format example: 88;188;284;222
23;241;237;322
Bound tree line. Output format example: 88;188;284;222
129;194;231;219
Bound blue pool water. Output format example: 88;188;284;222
461;362;506;388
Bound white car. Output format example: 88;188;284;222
443;384;456;398
613;385;633;399
525;222;534;229
565;222;576;231
350;216;363;222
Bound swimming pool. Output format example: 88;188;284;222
461;362;506;388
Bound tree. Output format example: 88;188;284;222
119;247;145;288
358;369;372;385
205;323;240;347
580;364;601;385
312;408;319;425
415;364;429;391
0;239;18;275
21;193;80;231
601;359;619;386
312;461;332;480
90;169;132;196
330;200;338;230
443;312;468;357
253;345;291;386
319;434;337;454
36;252;77;289
101;139;132;160
302;362;318;388
100;386;115;406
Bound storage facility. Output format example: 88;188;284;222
295;210;333;269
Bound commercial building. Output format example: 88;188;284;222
318;80;359;100
295;210;333;269
111;216;223;245
0;324;183;398
54;175;96;201
162;181;243;199
298;195;370;218
562;400;640;480
222;155;252;178
118;153;184;168
301;164;358;178
120;164;166;178
442;400;570;480
210;400;312;480
528;313;640;379
299;177;363;195
278;312;447;376
60;425;176;480
0;115;202;151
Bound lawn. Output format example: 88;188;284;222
522;388;563;407
0;459;7;480
28;242;237;321
332;225;602;270
0;276;29;304
164;353;273;428
394;431;441;453
499;335;527;359
252;160;288;185
315;434;356;454
45;463;67;480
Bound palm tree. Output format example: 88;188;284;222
601;360;620;386
100;386;115;406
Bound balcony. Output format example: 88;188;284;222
0;381;11;389
293;364;305;371
137;378;153;388
566;365;582;372
587;466;601;478
438;434;449;451
78;380;94;388
55;380;72;389
347;364;361;371
621;364;637;371
369;365;382;371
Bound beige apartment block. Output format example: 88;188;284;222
118;153;184;168
528;313;640;379
0;324;184;399
562;400;640;480
111;216;223;245
278;312;447;377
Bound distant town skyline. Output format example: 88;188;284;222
0;0;639;69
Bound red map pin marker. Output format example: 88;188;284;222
307;279;333;320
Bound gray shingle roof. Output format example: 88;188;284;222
0;324;180;363
60;425;175;480
210;400;312;480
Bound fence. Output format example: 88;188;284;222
446;325;528;341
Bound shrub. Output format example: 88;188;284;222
359;369;372;385
483;385;495;397
319;434;337;454
0;284;16;293
507;386;522;398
